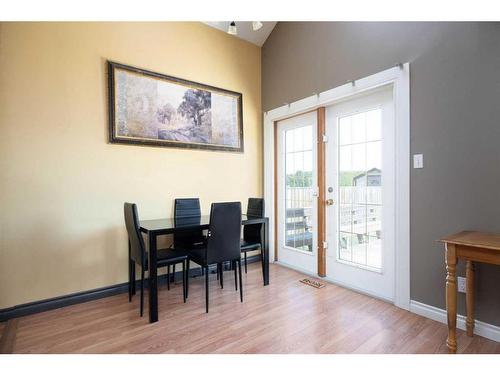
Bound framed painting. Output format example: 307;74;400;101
108;61;244;152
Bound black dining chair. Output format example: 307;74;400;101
240;198;265;273
173;198;207;279
124;202;188;317
185;202;243;313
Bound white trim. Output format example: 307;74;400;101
264;63;411;310
410;300;500;343
393;65;411;311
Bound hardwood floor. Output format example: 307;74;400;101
0;319;18;354
4;263;500;354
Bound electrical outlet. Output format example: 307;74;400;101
413;154;424;169
457;276;466;293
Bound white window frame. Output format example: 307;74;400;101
263;63;410;310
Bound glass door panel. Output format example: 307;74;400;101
284;125;314;252
277;111;318;275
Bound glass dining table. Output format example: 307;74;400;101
139;214;269;323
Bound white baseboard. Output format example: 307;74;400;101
410;300;500;343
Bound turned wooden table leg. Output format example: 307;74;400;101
466;260;475;337
445;243;458;353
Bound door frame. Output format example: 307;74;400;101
263;63;410;310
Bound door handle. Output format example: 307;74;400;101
326;199;334;206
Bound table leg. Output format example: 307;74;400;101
445;243;457;353
148;232;158;323
466;260;475;337
261;218;269;286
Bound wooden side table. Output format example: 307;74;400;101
440;231;500;353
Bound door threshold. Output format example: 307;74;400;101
276;261;394;304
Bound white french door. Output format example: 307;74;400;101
325;85;395;301
277;111;318;274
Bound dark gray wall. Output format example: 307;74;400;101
262;22;500;325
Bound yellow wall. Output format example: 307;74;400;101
0;22;262;309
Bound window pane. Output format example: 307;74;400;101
351;205;367;235
339;204;352;232
351;143;366;173
339;232;352;262
351;112;366;144
339;116;352;145
366;109;382;141
339;145;352;174
366;141;382;173
351;234;368;265
294;127;304;152
286;130;295;153
303;126;313;150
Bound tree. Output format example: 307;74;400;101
286;170;313;187
178;89;211;127
156;103;175;124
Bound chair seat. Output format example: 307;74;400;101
144;248;188;269
240;239;261;251
186;245;207;266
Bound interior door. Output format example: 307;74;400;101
325;85;395;301
277;111;318;275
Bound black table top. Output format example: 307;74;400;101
140;214;268;233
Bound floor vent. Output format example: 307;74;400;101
299;278;325;289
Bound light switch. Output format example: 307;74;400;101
413;154;423;169
457;276;466;293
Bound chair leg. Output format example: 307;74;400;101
220;263;224;289
182;261;186;303
205;266;209;313
140;267;145;317
172;264;176;283
186;259;190;298
131;263;136;295
167;266;170;290
216;263;220;280
128;259;133;302
244;252;248;274
238;260;243;303
234;260;238;291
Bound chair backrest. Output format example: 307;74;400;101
206;202;242;264
174;198;201;218
124;202;146;265
174;198;203;247
243;198;264;243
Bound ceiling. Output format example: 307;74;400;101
203;22;277;47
